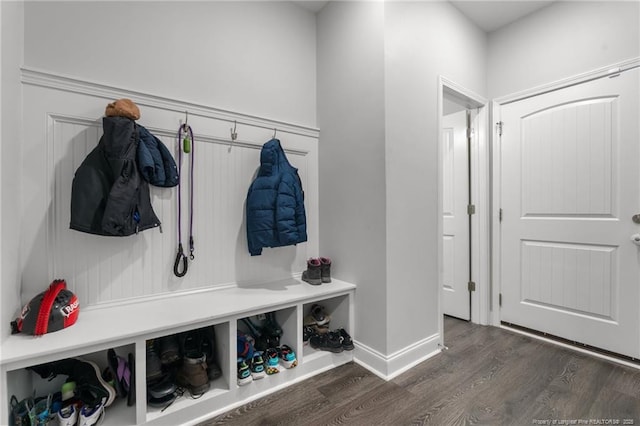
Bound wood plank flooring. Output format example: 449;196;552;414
198;317;640;425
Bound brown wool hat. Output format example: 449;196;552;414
105;98;141;120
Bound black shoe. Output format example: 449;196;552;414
336;328;354;351
309;332;343;353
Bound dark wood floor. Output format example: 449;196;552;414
199;317;640;425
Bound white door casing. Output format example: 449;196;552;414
443;110;470;320
499;68;640;358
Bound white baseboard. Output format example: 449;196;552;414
353;333;441;380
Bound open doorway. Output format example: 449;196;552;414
438;78;489;341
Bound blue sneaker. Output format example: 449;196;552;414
237;358;253;386
250;352;266;380
278;345;297;369
263;348;280;375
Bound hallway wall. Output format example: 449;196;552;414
23;1;317;126
488;1;640;99
2;1;319;341
1;1;24;342
317;1;486;375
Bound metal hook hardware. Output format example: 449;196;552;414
273;128;277;139
231;121;238;141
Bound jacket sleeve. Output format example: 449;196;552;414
275;175;300;245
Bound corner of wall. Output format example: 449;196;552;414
353;331;441;380
1;0;25;343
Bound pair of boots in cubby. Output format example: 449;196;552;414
146;325;222;409
302;257;332;285
303;303;354;353
237;313;297;386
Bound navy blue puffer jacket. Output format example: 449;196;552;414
246;139;307;256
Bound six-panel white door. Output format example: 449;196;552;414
499;68;640;358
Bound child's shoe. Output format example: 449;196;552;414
237;358;253;386
250;352;266;380
277;345;298;369
263;348;280;375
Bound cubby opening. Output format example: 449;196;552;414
6;344;136;426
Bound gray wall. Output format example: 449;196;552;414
1;1;24;341
317;1;487;358
488;1;640;99
23;1;317;126
317;1;388;355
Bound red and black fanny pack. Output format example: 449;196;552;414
11;279;80;336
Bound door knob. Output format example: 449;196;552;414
632;233;640;246
634;214;640;224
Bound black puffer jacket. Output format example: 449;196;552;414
70;116;161;236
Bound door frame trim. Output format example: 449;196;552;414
490;57;640;327
438;76;490;328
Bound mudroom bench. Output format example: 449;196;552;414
1;278;356;425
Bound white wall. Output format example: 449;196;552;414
383;1;486;354
3;1;318;337
317;1;388;355
24;1;317;127
488;1;640;99
318;1;486;372
1;1;24;342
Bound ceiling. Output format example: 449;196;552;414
292;1;556;33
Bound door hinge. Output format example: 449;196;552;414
468;281;476;292
499;208;503;222
466;127;474;139
467;204;476;215
496;121;504;137
499;293;502;307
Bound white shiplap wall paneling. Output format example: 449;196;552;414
21;69;319;310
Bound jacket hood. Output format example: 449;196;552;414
259;138;296;176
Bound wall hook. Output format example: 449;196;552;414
272;128;277;139
183;110;189;130
231;121;238;141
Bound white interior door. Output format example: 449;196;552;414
499;68;640;358
443;110;470;320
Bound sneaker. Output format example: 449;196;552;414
10;395;33;426
277;345;297;369
237;358;253;386
78;399;105;426
263;348;280;375
249;352;266;380
28;358;116;408
336;328;354;351
319;257;332;283
57;404;78;426
302;326;315;343
61;381;77;403
30;394;51;426
304;304;331;327
310;331;343;353
302;258;322;285
146;340;163;383
175;353;210;396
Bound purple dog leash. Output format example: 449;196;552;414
174;122;195;277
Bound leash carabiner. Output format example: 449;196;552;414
174;243;188;278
